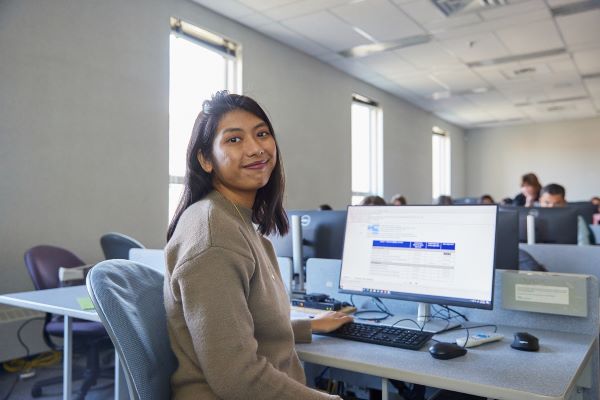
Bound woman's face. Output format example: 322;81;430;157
200;109;277;202
521;183;537;197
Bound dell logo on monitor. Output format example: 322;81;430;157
301;215;311;227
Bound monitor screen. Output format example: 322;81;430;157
509;207;578;244
339;205;497;310
268;210;347;260
495;209;519;270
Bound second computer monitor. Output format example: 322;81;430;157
268;210;347;260
509;207;579;244
495;208;519;270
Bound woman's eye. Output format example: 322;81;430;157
257;131;270;138
227;137;241;143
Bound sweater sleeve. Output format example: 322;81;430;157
172;246;339;400
291;319;313;343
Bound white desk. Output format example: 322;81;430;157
0;286;127;400
298;323;595;400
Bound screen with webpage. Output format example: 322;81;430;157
340;205;497;309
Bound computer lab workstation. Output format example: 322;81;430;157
271;204;599;400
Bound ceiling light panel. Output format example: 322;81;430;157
555;9;600;46
281;11;371;52
330;0;426;42
496;19;564;55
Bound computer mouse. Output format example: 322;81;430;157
511;332;539;352
428;342;467;360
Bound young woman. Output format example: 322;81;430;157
513;173;542;207
164;91;352;400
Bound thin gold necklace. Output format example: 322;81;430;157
218;191;277;282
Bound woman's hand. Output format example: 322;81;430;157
310;311;353;333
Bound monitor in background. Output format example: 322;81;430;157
495;209;519;270
452;197;479;205
509;207;578;244
567;202;597;225
339;205;497;333
268;210;347;261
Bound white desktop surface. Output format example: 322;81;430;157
297;325;594;400
0;286;126;400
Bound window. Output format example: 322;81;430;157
432;126;451;200
169;18;240;220
351;95;383;205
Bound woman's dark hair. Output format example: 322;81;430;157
521;173;541;193
167;91;288;241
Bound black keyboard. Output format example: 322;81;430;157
315;322;433;350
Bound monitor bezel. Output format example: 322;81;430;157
338;204;498;311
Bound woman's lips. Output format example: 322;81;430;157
243;159;269;169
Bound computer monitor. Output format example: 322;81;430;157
567;202;597;225
495;209;519;270
510;207;578;244
268;210;347;260
339;205;497;331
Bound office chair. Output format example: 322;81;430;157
86;259;177;400
100;232;145;260
24;245;113;399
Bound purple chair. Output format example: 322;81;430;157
24;245;113;399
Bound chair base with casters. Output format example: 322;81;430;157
32;317;114;399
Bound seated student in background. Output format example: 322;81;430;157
164;91;351;400
319;204;333;210
390;194;407;205
436;195;453;205
480;194;495;204
361;195;387;206
592;196;600;212
500;197;514;205
514;173;542;207
539;183;594;245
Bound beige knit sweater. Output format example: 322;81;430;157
164;191;339;400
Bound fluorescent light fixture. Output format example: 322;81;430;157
339;34;432;58
467;48;566;68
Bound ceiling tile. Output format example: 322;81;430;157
360;52;419;78
546;0;586;8
556;9;600;47
395;41;462;69
440;32;510;63
584;76;600;95
573;48;600;75
241;12;274;29
263;0;349;21
254;23;330;56
190;0;255;18
389;72;449;96
281;11;370;52
238;0;299;12
432;67;488;92
496;19;564;55
330;0;425;42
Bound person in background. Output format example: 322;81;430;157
319;204;333;211
361;195;387;206
480;194;495;204
436;195;453;205
591;196;600;212
539;183;594;245
164;91;350;400
390;194;407;206
514;173;542;207
500;197;514;205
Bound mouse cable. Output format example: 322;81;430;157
439;305;468;321
372;296;393;316
391;318;423;331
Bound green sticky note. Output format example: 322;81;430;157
77;297;95;311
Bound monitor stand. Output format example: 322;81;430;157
391;303;461;334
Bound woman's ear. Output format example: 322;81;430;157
198;152;213;174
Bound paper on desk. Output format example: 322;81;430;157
77;297;95;311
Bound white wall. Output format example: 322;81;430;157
0;0;465;293
466;117;600;201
